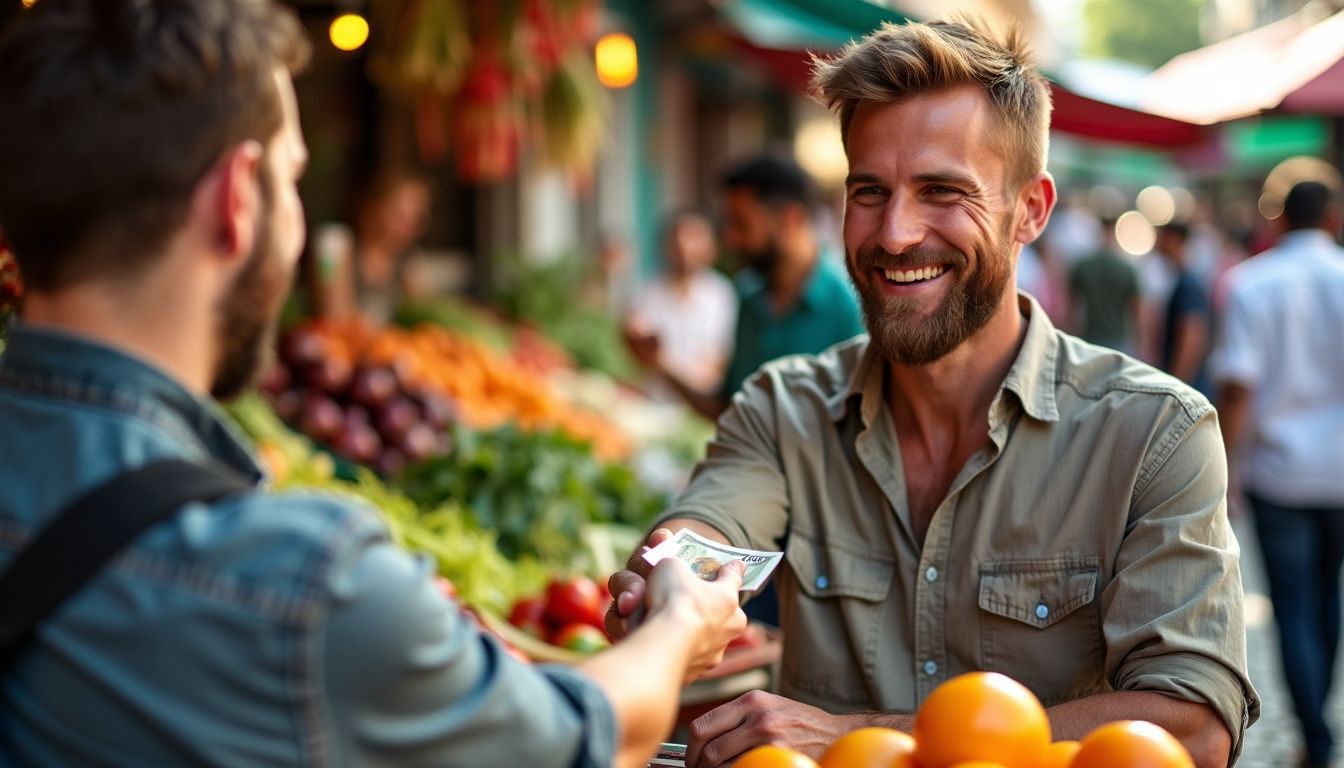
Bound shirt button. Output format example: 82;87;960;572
815;575;829;590
1035;603;1049;620
923;660;938;676
925;566;938;582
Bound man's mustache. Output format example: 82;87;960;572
854;244;967;272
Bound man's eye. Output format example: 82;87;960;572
926;185;961;196
850;185;887;200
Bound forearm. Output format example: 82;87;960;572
656;363;728;421
1215;382;1251;462
1047;691;1230;768
1170;319;1208;383
580;611;696;768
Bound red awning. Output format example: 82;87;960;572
732;38;1208;149
1142;7;1344;124
1049;83;1207;148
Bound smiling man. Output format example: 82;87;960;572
607;19;1258;768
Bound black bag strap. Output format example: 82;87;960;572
0;459;253;668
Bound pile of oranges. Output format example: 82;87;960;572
733;672;1195;768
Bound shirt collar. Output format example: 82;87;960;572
0;324;264;480
829;292;1060;424
1278;228;1340;253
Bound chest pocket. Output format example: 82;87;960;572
977;559;1105;705
780;531;893;710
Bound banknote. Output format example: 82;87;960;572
642;528;782;592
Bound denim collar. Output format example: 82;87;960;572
0;323;263;481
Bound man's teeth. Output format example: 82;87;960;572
882;266;947;283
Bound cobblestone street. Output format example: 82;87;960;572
1236;516;1343;767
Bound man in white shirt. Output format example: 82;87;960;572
1212;180;1344;768
625;210;738;400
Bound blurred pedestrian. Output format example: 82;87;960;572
1212;180;1344;768
1067;217;1141;353
627;156;863;422
624;209;738;402
351;170;431;325
1155;222;1211;393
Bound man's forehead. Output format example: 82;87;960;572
845;86;1004;177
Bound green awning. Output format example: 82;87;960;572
717;0;907;51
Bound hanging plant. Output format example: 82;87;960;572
536;50;608;176
369;0;608;183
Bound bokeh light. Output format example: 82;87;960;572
1115;210;1156;256
329;13;370;53
595;32;638;89
1135;186;1175;225
793;117;847;188
1169;187;1195;222
1259;156;1343;219
21;0;38;7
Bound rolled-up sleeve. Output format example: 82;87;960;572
321;539;616;768
1101;400;1260;759
655;370;791;552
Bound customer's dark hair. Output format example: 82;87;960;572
1282;181;1335;231
722;156;813;210
0;0;310;291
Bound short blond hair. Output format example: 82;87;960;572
809;18;1051;188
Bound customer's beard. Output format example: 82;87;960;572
850;223;1015;366
210;179;293;401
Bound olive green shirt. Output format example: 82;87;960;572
658;294;1259;754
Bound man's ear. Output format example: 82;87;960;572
197;140;264;262
1014;172;1057;245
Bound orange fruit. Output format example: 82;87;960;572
945;763;1009;768
1071;721;1194;768
819;727;916;768
733;745;821;768
1042;741;1081;768
912;672;1050;768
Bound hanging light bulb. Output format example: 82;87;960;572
329;13;370;52
595;32;638;89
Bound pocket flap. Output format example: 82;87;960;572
786;531;893;601
978;561;1098;628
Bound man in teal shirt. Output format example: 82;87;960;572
630;156;864;419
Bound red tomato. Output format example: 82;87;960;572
545;576;604;628
554;623;611;654
508;596;549;639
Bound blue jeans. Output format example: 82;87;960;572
1249;493;1344;765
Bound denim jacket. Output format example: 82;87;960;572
0;325;615;767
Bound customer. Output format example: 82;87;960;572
1213;180;1344;768
0;2;746;766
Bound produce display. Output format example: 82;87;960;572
226;393;547;616
265;318;630;469
399;425;665;564
744;672;1195;768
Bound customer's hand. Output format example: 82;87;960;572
605;528;673;639
643;556;746;682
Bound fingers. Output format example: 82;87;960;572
713;559;746;591
605;529;675;638
685;697;749;768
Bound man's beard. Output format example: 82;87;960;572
848;219;1015;366
210;172;293;401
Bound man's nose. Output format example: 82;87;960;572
877;192;927;256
